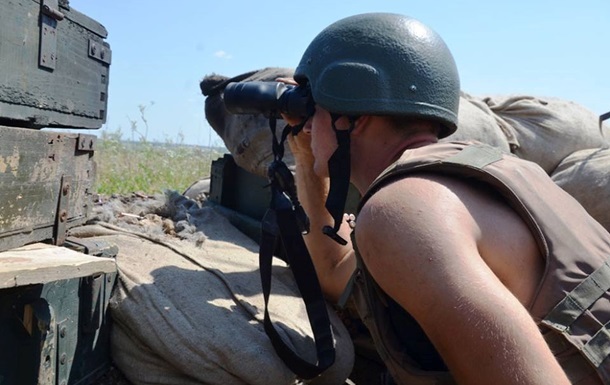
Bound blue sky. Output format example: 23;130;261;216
74;0;609;146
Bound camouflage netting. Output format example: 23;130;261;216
69;192;355;385
200;67;610;232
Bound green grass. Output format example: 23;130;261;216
94;130;225;195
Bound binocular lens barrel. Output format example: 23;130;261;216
223;81;313;119
224;82;289;115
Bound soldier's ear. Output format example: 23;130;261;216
350;115;371;136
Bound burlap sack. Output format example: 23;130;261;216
483;95;608;174
69;208;354;385
551;147;610;232
444;92;510;152
200;67;609;231
201;67;296;178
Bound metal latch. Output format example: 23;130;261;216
42;1;65;20
39;0;64;70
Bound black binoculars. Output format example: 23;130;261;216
223;81;314;119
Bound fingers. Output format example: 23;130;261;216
275;77;298;86
287;127;313;157
281;113;303;127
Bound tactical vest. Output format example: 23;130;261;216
348;141;610;384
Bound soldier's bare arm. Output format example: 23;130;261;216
356;174;570;385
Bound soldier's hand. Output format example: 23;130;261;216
286;119;313;161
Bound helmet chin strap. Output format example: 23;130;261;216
322;114;356;245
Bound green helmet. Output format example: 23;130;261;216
294;13;460;138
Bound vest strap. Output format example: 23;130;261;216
543;259;610;332
442;144;503;168
582;319;610;367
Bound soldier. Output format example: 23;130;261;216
281;13;610;384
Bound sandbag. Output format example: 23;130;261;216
70;195;354;385
200;67;610;234
551;147;610;232
483;95;608;174
202;67;296;178
444;92;510;152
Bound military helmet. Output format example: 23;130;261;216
294;13;460;138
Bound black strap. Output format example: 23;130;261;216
257;116;335;379
321;115;356;246
259;185;336;379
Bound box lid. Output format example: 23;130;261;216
0;243;116;289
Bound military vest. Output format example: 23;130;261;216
348;141;610;384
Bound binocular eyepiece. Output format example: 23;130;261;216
223;81;314;120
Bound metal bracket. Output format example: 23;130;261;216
76;134;96;152
56;319;70;385
81;274;104;333
88;39;112;65
601;111;610;123
39;0;64;70
64;237;119;258
53;175;71;246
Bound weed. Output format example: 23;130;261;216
95;130;224;195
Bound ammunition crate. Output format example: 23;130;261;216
208;154;361;244
0;242;117;385
0;0;110;129
0;126;96;253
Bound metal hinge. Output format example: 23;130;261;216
39;0;64;70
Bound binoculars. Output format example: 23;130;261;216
223;81;314;119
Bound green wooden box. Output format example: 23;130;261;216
0;126;96;252
0;0;110;129
208;154;361;244
0;242;117;385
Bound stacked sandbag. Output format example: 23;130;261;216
551;147;610;232
70;193;354;385
444;92;511;152
482;95;608;174
481;95;609;231
200;68;610;232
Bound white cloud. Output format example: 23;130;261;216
213;51;233;59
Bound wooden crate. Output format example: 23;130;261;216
0;126;96;252
0;242;117;385
0;0;110;129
